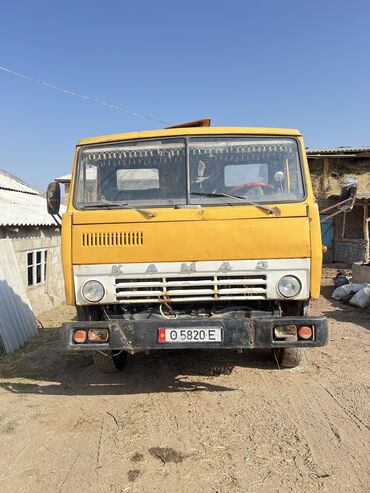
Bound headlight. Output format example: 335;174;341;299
82;280;105;302
278;276;301;298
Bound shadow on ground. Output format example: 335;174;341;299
0;327;277;396
320;285;370;331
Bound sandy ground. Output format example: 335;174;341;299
0;270;369;493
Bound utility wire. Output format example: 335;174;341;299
0;65;170;125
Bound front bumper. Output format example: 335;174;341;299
61;316;328;352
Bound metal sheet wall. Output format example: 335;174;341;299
0;239;38;354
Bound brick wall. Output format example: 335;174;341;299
334;205;365;240
334;239;367;263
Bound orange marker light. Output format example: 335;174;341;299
298;326;313;340
73;330;87;343
158;328;166;343
322;245;328;253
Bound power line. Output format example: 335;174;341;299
0;65;170;125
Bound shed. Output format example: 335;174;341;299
0;169;65;322
306;147;370;264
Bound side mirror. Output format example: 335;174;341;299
339;177;358;211
46;181;61;215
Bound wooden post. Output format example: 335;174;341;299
323;158;330;192
364;203;369;262
342;212;346;239
64;183;70;206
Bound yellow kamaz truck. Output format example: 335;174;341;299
47;122;329;372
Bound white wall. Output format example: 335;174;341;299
1;227;65;315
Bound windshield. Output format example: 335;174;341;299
75;138;187;207
189;137;304;204
74;136;304;208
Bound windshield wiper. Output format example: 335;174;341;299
190;192;280;215
82;201;157;218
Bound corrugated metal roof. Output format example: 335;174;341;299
0;170;65;227
0;188;64;227
57;170;104;182
306;146;370;155
356;193;370;200
56;173;72;182
0;169;41;194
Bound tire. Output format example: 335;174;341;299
76;306;101;321
273;347;303;369
93;350;127;373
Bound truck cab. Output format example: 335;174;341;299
54;125;328;371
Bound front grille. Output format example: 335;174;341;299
115;273;267;303
81;231;143;247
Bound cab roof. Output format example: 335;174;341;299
78;127;301;146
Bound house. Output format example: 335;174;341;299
56;170;95;205
306;147;370;264
0;170;65;318
56;173;72;205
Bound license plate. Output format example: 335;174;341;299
158;327;222;344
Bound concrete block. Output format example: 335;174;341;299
352;262;370;284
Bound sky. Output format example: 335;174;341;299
1;0;369;191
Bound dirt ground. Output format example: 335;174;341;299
0;269;369;493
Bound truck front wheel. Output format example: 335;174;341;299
92;350;127;373
273;348;303;369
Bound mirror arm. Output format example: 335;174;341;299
51;214;62;228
